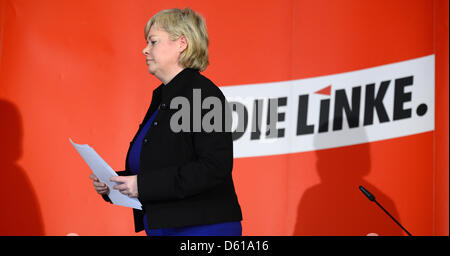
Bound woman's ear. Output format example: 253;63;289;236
179;35;188;53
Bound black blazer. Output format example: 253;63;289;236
103;67;243;232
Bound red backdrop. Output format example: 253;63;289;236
0;0;448;236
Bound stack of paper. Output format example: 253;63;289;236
69;138;142;210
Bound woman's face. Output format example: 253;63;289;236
142;26;183;81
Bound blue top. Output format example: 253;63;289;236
128;109;159;173
127;109;159;235
127;108;241;236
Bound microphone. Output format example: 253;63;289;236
359;185;412;236
359;185;375;201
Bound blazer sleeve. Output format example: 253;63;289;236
101;170;133;203
136;89;234;203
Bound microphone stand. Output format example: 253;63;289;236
359;185;412;236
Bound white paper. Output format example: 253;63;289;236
69;138;142;210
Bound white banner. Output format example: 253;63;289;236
221;55;435;158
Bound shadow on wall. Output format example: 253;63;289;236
293;117;403;236
0;99;45;235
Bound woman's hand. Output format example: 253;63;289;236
110;175;139;198
89;173;110;195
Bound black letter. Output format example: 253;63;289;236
296;95;314;135
333;87;361;131
250;99;263;140
265;97;287;138
230;101;248;141
318;99;330;133
393;76;413;121
364;81;390;125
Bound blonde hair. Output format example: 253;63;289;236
145;7;209;72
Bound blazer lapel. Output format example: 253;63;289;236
141;68;196;127
141;84;163;125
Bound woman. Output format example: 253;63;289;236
89;7;243;236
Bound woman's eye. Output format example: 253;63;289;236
151;41;156;45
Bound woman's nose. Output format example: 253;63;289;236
142;45;150;55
